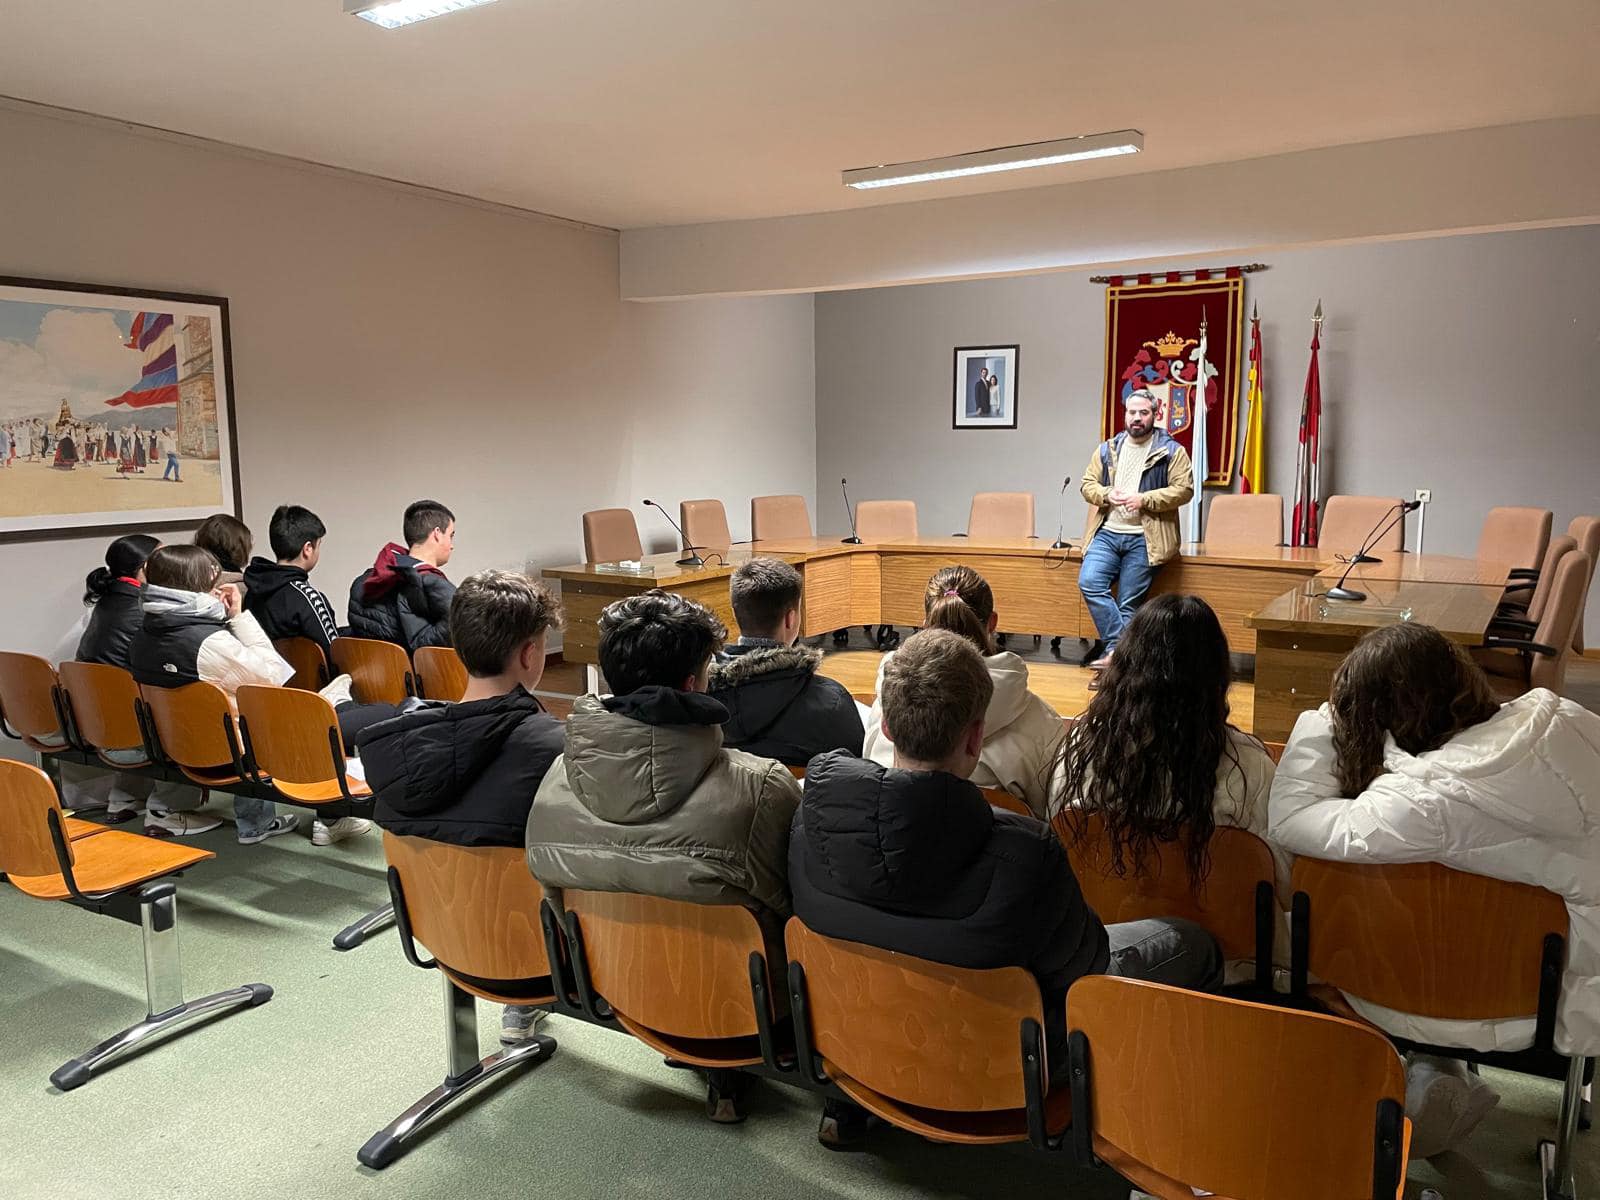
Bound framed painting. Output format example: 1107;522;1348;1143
952;344;1019;429
0;275;240;540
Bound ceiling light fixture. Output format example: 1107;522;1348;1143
842;130;1143;190
344;0;499;29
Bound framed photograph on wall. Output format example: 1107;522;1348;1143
0;276;240;540
952;344;1019;429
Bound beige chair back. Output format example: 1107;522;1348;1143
582;508;643;563
680;499;732;555
1317;496;1405;555
1567;516;1599;654
855;500;918;541
1524;535;1576;624
750;494;812;542
1477;506;1552;573
0;652;67;749
1205;494;1283;546
966;492;1034;539
1531;551;1590;693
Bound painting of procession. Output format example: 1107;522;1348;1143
0;277;240;538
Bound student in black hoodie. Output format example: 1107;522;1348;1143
347;499;456;651
358;568;565;1044
707;557;863;767
792;628;1221;1147
243;505;342;651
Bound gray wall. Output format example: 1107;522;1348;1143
0;103;816;658
816;225;1600;631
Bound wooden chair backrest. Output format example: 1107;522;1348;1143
1531;551;1589;694
1262;740;1286;764
750;494;812;541
786;917;1042;1112
273;636;328;691
1054;810;1274;961
1069;975;1406;1200
414;646;468;703
967;491;1035;539
0;758;69;878
680;498;733;555
0;651;64;741
1205;493;1284;546
980;786;1033;818
565;890;770;1040
1566;515;1600;653
1293;857;1567;1019
786;764;807;780
383;832;550;982
56;661;144;752
330;636;412;704
1523;534;1575;623
582;507;644;563
855;500;918;541
235;684;345;786
140;681;237;770
1318;496;1405;555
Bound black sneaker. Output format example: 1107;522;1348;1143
704;1069;749;1124
817;1098;878;1150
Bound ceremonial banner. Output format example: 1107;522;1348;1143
1290;314;1324;547
1238;310;1265;494
1100;271;1245;487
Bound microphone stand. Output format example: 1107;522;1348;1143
1324;501;1417;601
642;499;706;567
1050;475;1072;550
840;477;863;544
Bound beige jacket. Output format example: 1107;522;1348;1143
864;649;1065;818
1080;430;1194;566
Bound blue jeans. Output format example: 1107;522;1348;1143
150;786;277;841
162;452;180;480
1078;528;1157;654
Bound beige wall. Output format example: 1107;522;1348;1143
0;103;816;657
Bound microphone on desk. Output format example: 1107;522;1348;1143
1324;499;1423;601
1050;474;1072;550
642;499;705;568
840;477;863;544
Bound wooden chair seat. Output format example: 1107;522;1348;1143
980;786;1032;817
614;1018;765;1069
7;828;213;902
825;1063;1071;1146
63;816;111;840
439;967;557;1009
266;774;371;805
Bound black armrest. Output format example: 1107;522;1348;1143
1481;636;1559;656
1487;617;1537;636
1501;580;1535;595
951;532;968;537
1508;567;1540;580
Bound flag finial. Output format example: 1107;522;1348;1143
1199;305;1208;335
1312;299;1324;326
1251;300;1258;321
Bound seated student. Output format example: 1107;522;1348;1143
706;557;864;767
361;570;565;1045
194;512;254;599
1268;622;1600;1159
527;589;802;1121
243;505;342;651
131;544;375;847
793;629;1222;1145
863;565;1063;816
348;499;456;652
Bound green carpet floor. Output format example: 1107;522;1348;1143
0;803;1590;1200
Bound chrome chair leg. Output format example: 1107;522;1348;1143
333;900;395;951
357;977;556;1169
50;885;271;1091
1541;1054;1588;1200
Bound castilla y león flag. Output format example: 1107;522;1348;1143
106;311;180;408
1289;313;1323;547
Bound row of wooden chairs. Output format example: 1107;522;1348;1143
274;635;468;704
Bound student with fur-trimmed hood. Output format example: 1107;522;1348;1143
707;558;864;768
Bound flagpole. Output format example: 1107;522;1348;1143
1185;309;1209;543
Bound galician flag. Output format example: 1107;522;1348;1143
1184;310;1212;543
1290;305;1324;546
1239;306;1265;494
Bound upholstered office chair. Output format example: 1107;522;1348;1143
680;499;733;556
1476;551;1590;699
965;492;1035;540
1477;506;1552;574
1317;496;1406;556
750;494;812;542
1567;516;1599;654
1205;494;1283;546
854;501;918;649
581;508;643;564
1496;535;1576;628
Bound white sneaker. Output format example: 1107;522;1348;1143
1406;1055;1471;1159
318;673;355;708
1447;1065;1501;1149
145;809;223;837
500;1005;550;1045
107;788;147;818
312;816;372;846
238;813;301;845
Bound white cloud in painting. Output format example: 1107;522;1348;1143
0;308;142;421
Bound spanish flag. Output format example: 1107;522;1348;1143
1238;308;1265;494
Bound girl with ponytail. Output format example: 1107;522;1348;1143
863;564;1064;816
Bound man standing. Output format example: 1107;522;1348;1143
160;427;181;481
1077;389;1194;677
973;366;992;417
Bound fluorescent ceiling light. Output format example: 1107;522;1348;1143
842;130;1143;190
344;0;499;29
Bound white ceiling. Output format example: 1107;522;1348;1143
3;0;1597;230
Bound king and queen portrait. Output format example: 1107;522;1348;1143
0;277;240;538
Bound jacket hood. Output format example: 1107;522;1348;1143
356;687;545;816
709;641;822;689
799;751;995;915
873;648;1033;736
708;643;822;742
1111;428;1179;463
1383;689;1599;837
142;584;227;622
562;689;728;822
243;556;309;601
360;543;442;602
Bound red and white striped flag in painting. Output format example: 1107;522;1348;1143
1290;314;1323;546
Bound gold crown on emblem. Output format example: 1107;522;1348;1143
1143;330;1197;359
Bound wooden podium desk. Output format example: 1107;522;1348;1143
543;536;1351;665
1246;562;1510;740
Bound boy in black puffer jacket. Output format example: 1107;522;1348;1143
243;505;342;651
347;499;456;652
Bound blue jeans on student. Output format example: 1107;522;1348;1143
163;452;180;480
1078;528;1157;654
150;785;277;842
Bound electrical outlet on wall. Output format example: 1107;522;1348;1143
1415;488;1432;504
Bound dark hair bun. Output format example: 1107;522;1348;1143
83;565;114;603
